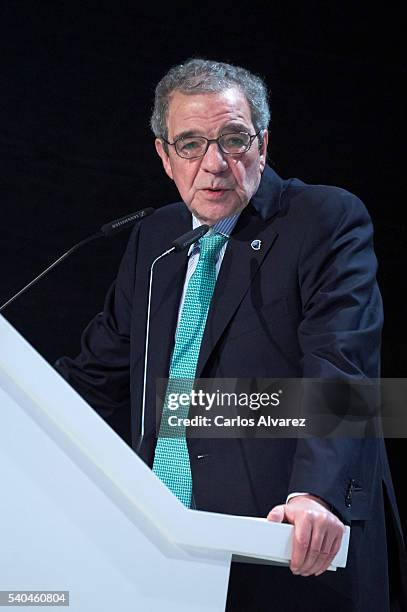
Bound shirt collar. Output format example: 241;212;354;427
192;213;240;236
189;213;239;256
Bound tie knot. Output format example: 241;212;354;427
198;232;228;260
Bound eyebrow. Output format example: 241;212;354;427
172;122;252;142
171;130;200;141
220;122;252;134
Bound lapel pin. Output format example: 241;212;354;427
251;239;262;251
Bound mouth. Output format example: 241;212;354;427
201;188;230;200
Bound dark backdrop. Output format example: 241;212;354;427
1;3;405;533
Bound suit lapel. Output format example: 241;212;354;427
195;208;277;377
147;210;191;382
196;165;285;377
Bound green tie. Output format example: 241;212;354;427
152;232;228;506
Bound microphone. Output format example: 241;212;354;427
0;207;155;313
171;224;210;252
138;224;210;450
100;208;154;236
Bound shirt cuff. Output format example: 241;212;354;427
286;492;310;504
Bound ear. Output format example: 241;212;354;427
259;129;269;173
155;138;174;180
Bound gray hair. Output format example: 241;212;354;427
150;58;270;146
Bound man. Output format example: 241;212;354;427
56;59;405;611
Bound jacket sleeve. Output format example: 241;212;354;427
287;189;383;521
55;225;140;439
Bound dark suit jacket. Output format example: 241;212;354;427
56;166;406;611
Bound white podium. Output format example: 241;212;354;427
0;315;349;611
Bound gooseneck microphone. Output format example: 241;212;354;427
171;225;210;252
100;209;154;236
0;207;155;313
138;224;210;449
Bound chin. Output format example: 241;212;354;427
194;210;230;226
192;201;243;226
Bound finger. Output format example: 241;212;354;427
307;530;336;576
296;515;328;575
303;517;344;576
314;531;343;576
290;511;313;573
267;504;285;523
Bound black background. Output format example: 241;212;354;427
1;3;406;533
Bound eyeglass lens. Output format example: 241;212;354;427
175;132;252;158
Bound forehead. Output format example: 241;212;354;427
166;88;253;137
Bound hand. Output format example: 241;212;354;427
267;494;345;577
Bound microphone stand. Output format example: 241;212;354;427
0;232;103;313
139;246;175;447
0;207;154;314
137;224;209;451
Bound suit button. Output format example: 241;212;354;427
345;478;356;507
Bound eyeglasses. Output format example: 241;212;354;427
161;131;261;159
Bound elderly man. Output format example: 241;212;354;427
56;59;404;611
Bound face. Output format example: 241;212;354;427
155;88;268;225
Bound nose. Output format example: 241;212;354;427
200;141;229;173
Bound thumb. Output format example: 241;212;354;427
267;504;286;523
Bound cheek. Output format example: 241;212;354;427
171;161;188;183
179;160;200;186
173;164;200;199
230;158;257;192
228;158;246;186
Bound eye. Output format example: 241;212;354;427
178;137;205;154
181;140;200;150
220;133;250;151
224;135;246;146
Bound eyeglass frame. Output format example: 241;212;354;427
160;130;262;160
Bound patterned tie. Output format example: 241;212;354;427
152;232;228;506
